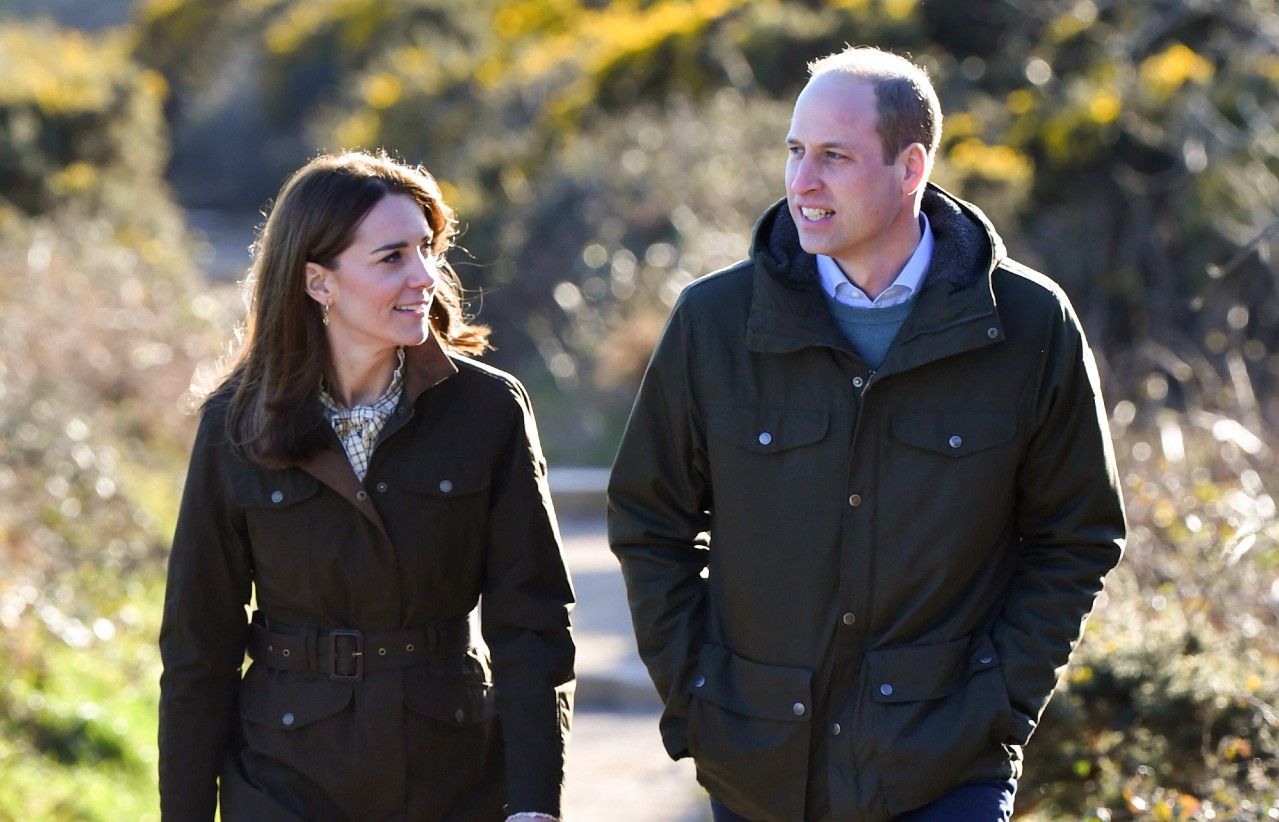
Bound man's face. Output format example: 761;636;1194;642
785;73;912;272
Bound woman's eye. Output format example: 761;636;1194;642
382;251;401;264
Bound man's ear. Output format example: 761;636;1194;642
304;261;335;306
899;143;929;197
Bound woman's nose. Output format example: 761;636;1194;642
410;250;437;290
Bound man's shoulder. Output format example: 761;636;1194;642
992;256;1075;316
675;258;754;314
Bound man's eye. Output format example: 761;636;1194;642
787;145;803;157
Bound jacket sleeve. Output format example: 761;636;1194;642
481;379;576;818
996;295;1126;745
606;300;712;761
158;405;253;820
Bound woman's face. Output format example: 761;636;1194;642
308;193;438;361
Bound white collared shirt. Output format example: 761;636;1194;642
817;213;934;309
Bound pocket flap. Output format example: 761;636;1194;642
230;468;320;509
867;634;1002;704
403;459;491;498
687;643;812;722
239;666;352;730
707;407;829;454
402;670;496;726
890;411;1015;457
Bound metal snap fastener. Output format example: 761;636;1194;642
949;435;963;448
406;644;415;652
979;654;993;664
454;708;465;723
267;644;273;652
281;648;290;657
757;432;772;445
439;479;453;493
832;723;841;735
792;702;806;716
848;493;862;508
376;482;388;493
987;327;999;339
852;376;864;388
281;712;294;726
270;490;284;503
841;612;856;626
355;490;368;501
880;683;894;697
693;675;706;688
378;647;387;656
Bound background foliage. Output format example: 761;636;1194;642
0;0;1276;818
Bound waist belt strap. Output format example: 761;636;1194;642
246;618;473;682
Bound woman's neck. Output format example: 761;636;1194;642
327;345;398;408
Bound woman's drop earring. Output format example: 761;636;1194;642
322;302;331;327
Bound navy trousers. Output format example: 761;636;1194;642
710;779;1017;821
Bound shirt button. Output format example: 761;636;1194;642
270;490;284;504
454;708;466;724
281;712;294;727
693;675;706;688
848;493;862;508
851;376;864;389
439;479;454;493
987;327;999;339
375;481;388;493
948;435;963;448
792;702;806;717
841;612;856;626
880;683;894;697
757;432;773;445
832;722;842;736
355;490;368;501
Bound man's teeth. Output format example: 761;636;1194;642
801;207;833;220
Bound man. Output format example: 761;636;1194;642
607;46;1125;821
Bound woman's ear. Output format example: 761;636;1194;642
304;261;335;306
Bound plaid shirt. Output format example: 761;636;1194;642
319;348;405;482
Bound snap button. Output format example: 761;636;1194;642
406;644;415;652
852;376;864;388
270;490;284;503
439;479;454;493
376;482;388;493
267;644;273;652
281;712;294;726
757;432;773;446
979;654;993;664
832;723;841;736
880;683;894;697
378;647;387;656
841;612;856;626
792;702;806;717
355;490;368;501
987;327;999;339
848;493;862;508
693;675;706;688
281;648;290;657
948;435;963;448
454;708;465;723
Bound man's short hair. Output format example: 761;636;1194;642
808;46;941;164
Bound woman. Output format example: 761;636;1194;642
159;151;574;821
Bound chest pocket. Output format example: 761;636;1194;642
890;410;1015;457
230;468;321;510
707;406;829;454
402;458;491;499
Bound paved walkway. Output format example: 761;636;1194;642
558;515;705;821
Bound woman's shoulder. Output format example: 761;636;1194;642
448;354;532;408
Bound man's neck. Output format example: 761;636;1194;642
834;207;924;300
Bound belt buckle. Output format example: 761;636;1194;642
328;629;364;682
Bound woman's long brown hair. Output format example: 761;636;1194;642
209;151;490;465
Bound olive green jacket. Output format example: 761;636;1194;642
608;186;1125;821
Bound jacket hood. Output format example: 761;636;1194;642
750;183;1007;292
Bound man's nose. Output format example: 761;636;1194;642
788;155;819;194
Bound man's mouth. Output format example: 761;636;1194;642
800;207;834;221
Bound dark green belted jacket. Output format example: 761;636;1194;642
159;336;575;820
607;186;1125;821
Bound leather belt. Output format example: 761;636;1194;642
246;616;472;682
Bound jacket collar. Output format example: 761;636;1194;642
298;332;458;539
745;184;1009;371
